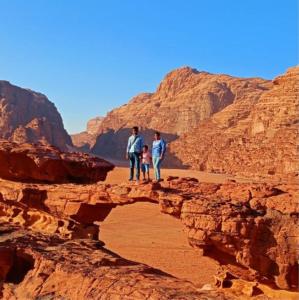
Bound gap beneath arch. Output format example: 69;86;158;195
100;201;218;287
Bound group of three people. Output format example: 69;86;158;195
126;126;166;182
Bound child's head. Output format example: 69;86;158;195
143;145;148;152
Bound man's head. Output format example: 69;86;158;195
132;126;139;135
154;131;160;140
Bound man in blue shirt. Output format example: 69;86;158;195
126;126;144;182
152;131;166;182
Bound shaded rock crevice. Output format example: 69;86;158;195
0;247;34;284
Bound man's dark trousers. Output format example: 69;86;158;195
129;152;140;180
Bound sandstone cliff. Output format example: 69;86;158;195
71;67;271;162
0;80;72;150
170;66;299;179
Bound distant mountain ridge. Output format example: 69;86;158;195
72;66;272;168
2;65;296;180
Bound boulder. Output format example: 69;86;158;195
0;140;114;183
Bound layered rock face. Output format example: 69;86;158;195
0;80;72;150
0;140;114;183
171;66;299;179
163;178;299;291
1;175;298;295
71;67;271;161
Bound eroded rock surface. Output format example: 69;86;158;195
0;176;298;292
0;140;114;183
171;66;299;179
0;81;72;150
0;224;227;300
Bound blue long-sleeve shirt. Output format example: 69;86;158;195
127;135;144;153
152;139;166;157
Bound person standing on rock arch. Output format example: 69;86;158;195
126;126;144;183
152;131;166;182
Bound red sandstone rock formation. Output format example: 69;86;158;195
1;176;297;292
0;225;227;300
71;67;270;162
0;80;72;150
163;178;299;291
0;140;114;183
170;66;299;179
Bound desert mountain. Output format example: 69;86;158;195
0;80;72;150
0;69;298;299
171;66;299;179
72;67;271;161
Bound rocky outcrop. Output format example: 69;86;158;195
0;194;91;239
166;178;299;291
1;176;298;292
0;225;226;300
171;66;299;179
71;67;271;162
0;80;72;150
0;140;114;183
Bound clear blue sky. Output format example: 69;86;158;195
0;0;297;133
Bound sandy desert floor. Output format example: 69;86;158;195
105;166;233;184
101;167;231;287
